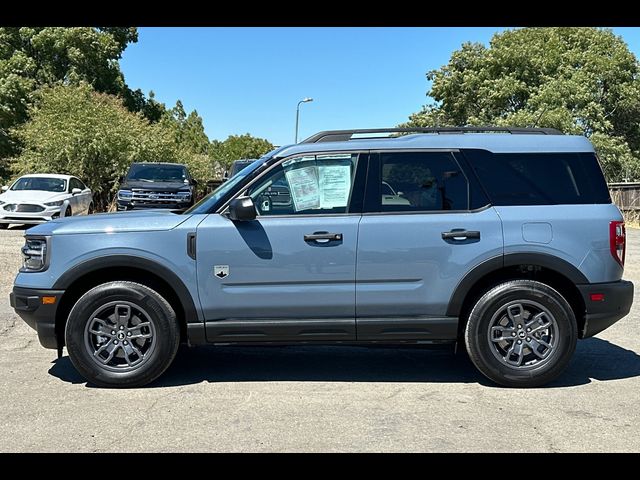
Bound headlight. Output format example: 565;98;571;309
20;236;49;272
118;190;132;200
44;200;64;207
177;191;191;202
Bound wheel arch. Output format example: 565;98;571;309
53;255;201;347
448;253;588;339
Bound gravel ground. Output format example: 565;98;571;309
0;224;639;452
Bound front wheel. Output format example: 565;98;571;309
65;281;180;387
464;280;577;388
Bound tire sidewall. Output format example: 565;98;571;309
466;281;577;387
65;282;178;387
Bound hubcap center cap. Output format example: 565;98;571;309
117;331;126;340
518;331;526;339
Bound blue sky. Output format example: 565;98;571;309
120;27;640;147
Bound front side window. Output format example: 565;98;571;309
247;153;359;216
69;178;84;191
373;151;468;212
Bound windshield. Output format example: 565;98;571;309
127;164;187;182
185;158;267;214
11;177;67;192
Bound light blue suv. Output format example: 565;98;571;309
10;127;634;387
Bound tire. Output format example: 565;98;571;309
65;281;180;388
464;280;577;388
64;206;72;217
0;223;7;229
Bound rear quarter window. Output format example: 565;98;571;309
463;149;611;205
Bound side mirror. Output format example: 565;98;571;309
71;188;82;195
228;196;256;221
1;185;8;192
191;179;198;186
118;176;124;184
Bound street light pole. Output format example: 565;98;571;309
295;97;313;144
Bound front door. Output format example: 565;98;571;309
196;152;367;343
355;150;503;341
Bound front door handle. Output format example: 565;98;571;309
441;230;480;241
304;232;343;243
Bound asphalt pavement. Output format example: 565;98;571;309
1;224;639;452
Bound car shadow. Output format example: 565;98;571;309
47;337;640;389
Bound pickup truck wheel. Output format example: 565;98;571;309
65;281;180;388
464;280;577;388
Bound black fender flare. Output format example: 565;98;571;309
53;255;200;324
446;252;588;316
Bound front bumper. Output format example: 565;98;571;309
578;280;634;338
0;205;61;224
9;286;65;349
117;200;190;211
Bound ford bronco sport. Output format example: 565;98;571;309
10;127;634;388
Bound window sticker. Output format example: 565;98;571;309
319;165;351;208
285;165;320;211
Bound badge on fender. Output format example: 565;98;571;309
214;265;229;279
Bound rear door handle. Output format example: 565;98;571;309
304;232;343;242
441;230;480;241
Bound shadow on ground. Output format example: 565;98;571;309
48;337;640;389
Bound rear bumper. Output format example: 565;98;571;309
9;286;64;349
578;280;634;338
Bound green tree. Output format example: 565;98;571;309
0;27;156;168
11;83;178;210
211;134;274;171
405;27;640;181
157;100;213;194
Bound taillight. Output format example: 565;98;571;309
609;221;626;267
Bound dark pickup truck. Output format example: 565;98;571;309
117;162;197;211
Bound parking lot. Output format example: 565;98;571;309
1;224;639;452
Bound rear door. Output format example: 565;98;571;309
355;150;503;341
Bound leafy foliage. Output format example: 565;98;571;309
210;134;274;172
0;26;169;182
159;100;214;195
11;84;177;210
405;28;640;181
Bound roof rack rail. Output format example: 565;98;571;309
300;127;563;144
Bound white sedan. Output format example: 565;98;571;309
0;174;93;228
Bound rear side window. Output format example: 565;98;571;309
463;149;611;206
372;151;469;212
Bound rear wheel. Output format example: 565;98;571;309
464;280;577;388
65;281;180;388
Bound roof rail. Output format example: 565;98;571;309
300;127;563;144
